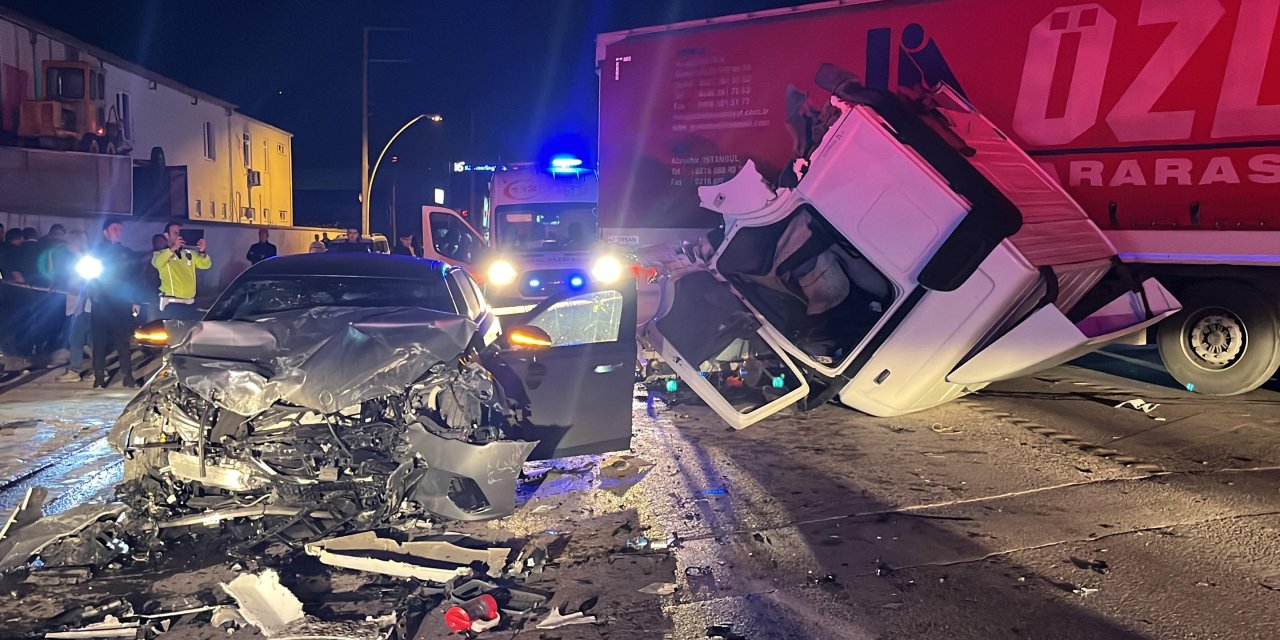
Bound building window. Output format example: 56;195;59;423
195;200;202;217
115;93;132;140
221;203;228;220
203;122;216;161
262;141;270;174
242;132;251;168
276;143;286;155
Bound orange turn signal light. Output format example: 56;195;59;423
133;328;169;345
507;325;553;349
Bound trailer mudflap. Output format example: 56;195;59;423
947;278;1179;385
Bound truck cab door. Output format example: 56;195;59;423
483;280;637;460
646;270;810;429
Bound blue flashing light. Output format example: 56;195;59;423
550;155;583;169
549;155;587;175
568;275;586;289
528;278;541;288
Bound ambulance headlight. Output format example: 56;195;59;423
590;255;624;284
76;256;104;280
487;260;518;286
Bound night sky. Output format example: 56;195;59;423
0;1;805;185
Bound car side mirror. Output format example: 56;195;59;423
505;325;553;349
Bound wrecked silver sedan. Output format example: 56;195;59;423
109;253;636;541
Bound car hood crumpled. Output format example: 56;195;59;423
169;306;477;415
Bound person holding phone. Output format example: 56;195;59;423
152;222;211;320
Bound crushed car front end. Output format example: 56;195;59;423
108;262;546;549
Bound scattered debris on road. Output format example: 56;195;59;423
638;581;677;595
1069;556;1111;574
535;606;597;629
1114;398;1165;420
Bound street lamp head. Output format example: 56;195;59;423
427;114;443;123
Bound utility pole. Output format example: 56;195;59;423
469;107;476;222
361;26;411;238
361;28;369;238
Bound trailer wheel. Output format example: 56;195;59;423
78;133;100;153
1157;282;1280;395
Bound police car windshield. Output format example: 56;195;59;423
205;276;457;320
494;204;596;252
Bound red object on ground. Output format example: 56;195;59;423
444;594;499;633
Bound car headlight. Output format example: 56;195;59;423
76;256;104;280
487;260;518;286
590;255;623;283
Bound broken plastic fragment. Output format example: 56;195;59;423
1114;398;1160;414
597;455;655;497
210;606;247;629
43;615;139;639
535;607;597;630
221;570;305;637
638;582;678;595
304;531;508;582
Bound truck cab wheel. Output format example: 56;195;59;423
1157;282;1280;395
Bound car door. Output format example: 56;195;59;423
424;207;486;274
483;280;636;460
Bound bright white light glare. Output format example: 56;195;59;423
550;155;583;169
433;188;445;205
528;278;541;288
591;255;624;283
75;255;103;280
488;260;517;286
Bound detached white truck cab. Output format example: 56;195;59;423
482;163;627;313
643;74;1179;423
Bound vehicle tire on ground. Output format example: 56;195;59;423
1157;282;1280;396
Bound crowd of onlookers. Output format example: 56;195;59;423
0;220;219;387
0;221;428;389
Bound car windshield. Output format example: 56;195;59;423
205;276;457;320
494;204;596;252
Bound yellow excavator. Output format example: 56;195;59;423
18;60;131;155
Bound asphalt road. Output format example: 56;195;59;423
1;346;1278;639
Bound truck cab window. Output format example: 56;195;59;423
714;205;896;365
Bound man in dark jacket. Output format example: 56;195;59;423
88;220;141;388
246;228;278;264
328;227;372;253
391;235;417;257
0;228;25;282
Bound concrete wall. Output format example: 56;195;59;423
0;146;130;216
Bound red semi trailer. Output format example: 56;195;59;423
598;0;1280;396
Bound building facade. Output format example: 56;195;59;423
0;7;293;226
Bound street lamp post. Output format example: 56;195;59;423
364;113;442;236
361;26;411;237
